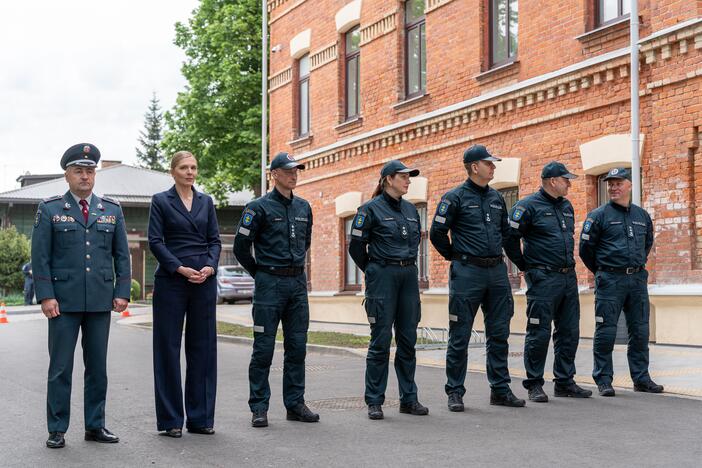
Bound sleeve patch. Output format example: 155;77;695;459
438;201;450;215
351;228;363;237
434;215;446;224
353;212;366;228
242;212;254;226
581;233;590;240
238;226;251;236
34;209;41;227
509;220;520;229
512;207;525;221
583;218;594;233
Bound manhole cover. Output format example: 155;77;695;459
270;365;336;372
306;397;401;410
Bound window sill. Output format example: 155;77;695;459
475;60;520;82
575;15;632;42
334;289;362;296
334;116;363;134
288;134;313;149
392;93;430;111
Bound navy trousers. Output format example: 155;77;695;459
592;270;651;386
363;262;421;406
446;261;514;396
47;311;111;433
522;269;580;389
249;271;309;412
153;274;217;431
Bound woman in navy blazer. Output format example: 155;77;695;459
148;151;221;437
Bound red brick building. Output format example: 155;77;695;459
266;0;702;345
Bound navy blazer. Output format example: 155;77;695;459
148;186;222;277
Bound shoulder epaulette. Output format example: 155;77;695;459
102;196;120;206
42;195;63;203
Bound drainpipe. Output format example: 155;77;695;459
630;1;641;205
261;2;269;197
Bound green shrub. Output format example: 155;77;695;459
131;279;142;301
0;226;30;296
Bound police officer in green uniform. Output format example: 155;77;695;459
234;152;319;428
31;143;131;449
349;160;428;420
508;162;592;402
430;144;525;411
579;167;664;397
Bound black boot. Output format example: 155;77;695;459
527;385;549;403
286;403;320;422
490;390;526;407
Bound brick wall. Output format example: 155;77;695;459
268;0;702;291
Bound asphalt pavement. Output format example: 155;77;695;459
0;316;700;467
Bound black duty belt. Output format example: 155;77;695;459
261;266;305;276
528;264;575;274
370;258;416;267
598;266;645;275
452;253;503;267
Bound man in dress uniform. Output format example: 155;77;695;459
579;167;663;397
31;143;131;448
233;152;319;428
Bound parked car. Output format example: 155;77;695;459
216;265;254;304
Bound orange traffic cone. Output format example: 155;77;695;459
0;302;8;324
121;307;131;318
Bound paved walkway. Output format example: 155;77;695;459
0;316;700;467
5;302;702;399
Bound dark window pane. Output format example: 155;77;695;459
405;0;425;24
600;0;618;24
344;217;362;287
346;56;359;118
509;0;518;57
492;0;508;64
407;26;421;96
346;27;360;54
419;23;426;92
299;80;309;135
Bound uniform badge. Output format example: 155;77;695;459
64;202;71;209
401;225;408;238
242;213;253;226
290;223;296;238
610;168;619;175
34;209;41;227
60;215;67;222
52;215;61;223
512;207;524;221
83;145;91;153
438;201;449;215
583;218;594;233
354;213;366;228
97;203;104;211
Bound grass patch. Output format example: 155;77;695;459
217;321;370;348
0;294;26;306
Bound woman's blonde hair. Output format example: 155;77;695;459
170;151;196;171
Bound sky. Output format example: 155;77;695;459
0;0;201;192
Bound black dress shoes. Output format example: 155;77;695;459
367;404;384;420
46;432;65;449
528;385;549;403
160;428;182;438
634;380;664;393
85;427;119;443
187;427;215;435
286;403;320;422
598;382;616;397
490;390;526;407
447;393;465;412
554;383;592;398
251;409;269;427
399;400;429;415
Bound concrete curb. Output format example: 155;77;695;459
125;322;367;359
